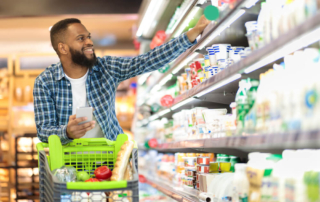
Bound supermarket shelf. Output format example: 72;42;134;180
144;0;248;94
142;0;249;90
151;130;320;157
145;176;200;202
140;9;320;125
16;195;39;200
0;164;14;169
17;182;39;186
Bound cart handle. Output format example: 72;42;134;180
36;142;48;152
66;180;127;190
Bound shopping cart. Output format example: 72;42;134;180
36;134;139;202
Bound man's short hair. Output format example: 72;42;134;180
50;18;81;54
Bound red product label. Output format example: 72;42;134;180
150;30;167;50
160;95;174;107
197;165;209;173
191;79;199;88
148;138;158;148
197;157;210;165
194;61;202;71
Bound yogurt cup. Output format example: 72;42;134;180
211;66;219;75
220;162;231;172
197;156;210;165
209;162;219;173
230;49;241;63
183;157;197;167
185;168;197;177
185;176;194;186
212;44;231;60
206;47;217;66
197;165;210;173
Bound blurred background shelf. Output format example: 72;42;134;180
146;130;320;157
145;176;200;202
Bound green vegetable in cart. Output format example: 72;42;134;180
94;165;112;180
76;171;90;181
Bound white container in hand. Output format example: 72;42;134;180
206;47;217;66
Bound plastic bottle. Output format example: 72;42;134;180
260;154;282;202
255;73;267;132
257;2;268;48
236;80;251;133
247;78;260;109
270;150;296;202
232;164;249;202
219;173;234;202
230;156;240;173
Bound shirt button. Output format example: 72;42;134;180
68;84;70;86
69;104;72;107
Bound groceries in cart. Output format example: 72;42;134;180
52;140;134;184
52;166;77;182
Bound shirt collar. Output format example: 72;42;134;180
54;62;65;81
54;61;101;81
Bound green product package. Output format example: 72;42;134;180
247;78;260;108
236;80;251;130
230;156;240;172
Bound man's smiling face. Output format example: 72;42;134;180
65;23;97;68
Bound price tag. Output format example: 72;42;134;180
239;136;247;147
160;95;174;107
308;130;319;141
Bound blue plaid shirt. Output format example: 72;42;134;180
33;33;196;144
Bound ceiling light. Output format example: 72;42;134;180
149;114;159;122
159;74;173;86
138;72;152;85
171;97;195;110
157;109;171;117
245;0;260;8
150;84;161;94
136;0;165;37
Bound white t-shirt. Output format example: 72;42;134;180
65;70;104;138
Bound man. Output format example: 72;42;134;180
34;16;210;144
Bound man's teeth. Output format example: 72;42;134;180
85;49;93;51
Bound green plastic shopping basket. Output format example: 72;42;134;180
36;134;139;202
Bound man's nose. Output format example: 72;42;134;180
85;37;93;46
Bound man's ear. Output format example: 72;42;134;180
58;43;68;55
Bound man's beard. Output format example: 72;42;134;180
69;47;97;69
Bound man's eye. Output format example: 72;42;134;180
88;36;91;39
79;37;83;41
